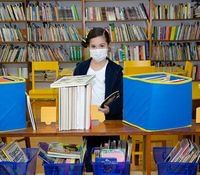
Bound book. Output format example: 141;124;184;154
2;141;28;162
100;90;120;108
51;75;95;88
45;140;87;163
47;142;82;159
26;92;37;130
38;142;56;164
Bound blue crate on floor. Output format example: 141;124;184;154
43;162;84;175
153;147;198;175
0;148;38;175
92;158;130;175
123;72;192;131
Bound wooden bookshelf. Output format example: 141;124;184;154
150;0;200;81
0;0;199;80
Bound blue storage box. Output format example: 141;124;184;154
43;162;84;175
123;72;192;131
92;158;130;175
0;148;38;175
0;76;26;132
153;147;198;175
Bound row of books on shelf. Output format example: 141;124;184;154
0;140;28;162
0;66;28;79
109;44;147;61
152;43;200;61
27;24;80;42
152;2;198;20
0;3;25;21
0;2;199;22
85;3;148;21
165;139;200;163
153;22;200;41
28;45;82;62
0;24;26;42
38;141;86;164
2;24;200;43
0;45;26;62
51;75;94;131
27;2;79;21
106;23;147;42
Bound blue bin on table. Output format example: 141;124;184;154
123;72;192;131
0;76;26;132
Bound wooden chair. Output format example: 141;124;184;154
29;61;59;121
124;66;156;75
124;60;151;67
123;60;154;75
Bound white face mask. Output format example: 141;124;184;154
90;48;108;62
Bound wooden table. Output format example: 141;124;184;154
1;120;200;175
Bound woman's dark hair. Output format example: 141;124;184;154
81;27;111;48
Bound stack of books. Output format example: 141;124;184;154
92;138;132;163
0;140;28;162
38;140;86;164
165;139;200;163
51;75;95;130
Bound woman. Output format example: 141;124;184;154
73;27;123;171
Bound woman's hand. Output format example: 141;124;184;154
98;105;110;115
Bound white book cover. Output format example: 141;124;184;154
26;92;36;131
51;75;95;88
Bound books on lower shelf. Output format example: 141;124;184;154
92;138;132;163
0;141;28;163
38;140;87;164
152;42;200;61
109;44;148;61
164;139;200;163
51;75;94;130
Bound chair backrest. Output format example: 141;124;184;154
124;60;151;68
32;61;59;89
184;61;193;78
124;66;156;75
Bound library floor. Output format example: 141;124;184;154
7;101;200;175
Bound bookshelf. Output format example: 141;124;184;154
0;0;199;81
84;0;150;61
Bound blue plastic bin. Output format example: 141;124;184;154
92;158;130;175
43;162;84;175
0;76;26;131
123;72;192;131
0;148;38;175
153;147;198;175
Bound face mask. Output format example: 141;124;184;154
90;48;108;62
